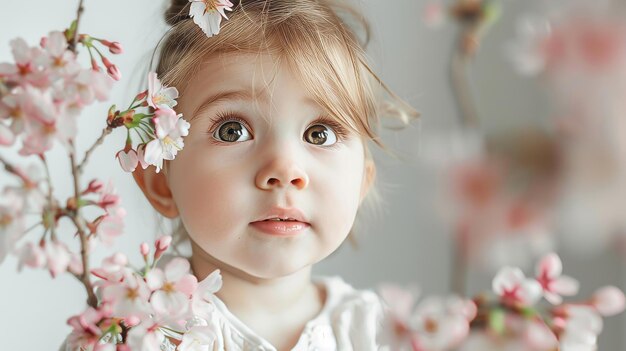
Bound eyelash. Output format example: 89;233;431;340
206;110;350;145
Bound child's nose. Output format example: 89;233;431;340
255;156;309;191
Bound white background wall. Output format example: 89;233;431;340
1;0;624;350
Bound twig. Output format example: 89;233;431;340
39;155;58;242
449;30;479;129
69;0;85;54
69;147;98;308
77;126;113;175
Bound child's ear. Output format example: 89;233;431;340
132;166;179;218
359;159;376;205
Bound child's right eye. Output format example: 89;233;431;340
210;115;253;143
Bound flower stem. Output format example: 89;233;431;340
39;155;58;241
69;142;98;308
77;126;113;175
69;0;85;54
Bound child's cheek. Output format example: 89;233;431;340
169;147;252;243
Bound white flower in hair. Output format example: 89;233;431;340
189;0;234;38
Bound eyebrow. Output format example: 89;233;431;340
190;89;269;122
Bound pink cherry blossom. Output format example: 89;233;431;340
69;68;113;105
101;274;153;320
590;286;625;317
492;266;543;306
91;253;132;287
146;258;198;324
40;31;81;80
188;0;234;38
3;163;47;213
97;180;121;213
143;107;190;173
0;37;49;87
0;90;29;137
147;72;178;109
535;252;579;305
66;306;108;350
17;86;80;155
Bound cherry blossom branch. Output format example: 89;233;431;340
39;155;59;241
69;146;98;308
77;126;113;175
69;0;85;53
450;42;479;128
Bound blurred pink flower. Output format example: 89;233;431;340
411;296;475;350
16;241;45;271
96;207;126;246
556;305;603;351
44;240;72;278
125;321;165;351
590;286;625;317
535;253;579;305
0;37;49;88
40;31;80;80
423;2;446;28
91;253;132;287
492;266;542;307
66;306;109;350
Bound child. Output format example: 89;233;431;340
70;0;416;350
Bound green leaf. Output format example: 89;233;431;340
66;20;78;42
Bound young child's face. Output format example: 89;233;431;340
165;53;370;279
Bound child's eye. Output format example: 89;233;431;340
208;112;253;143
304;124;338;146
213;120;252;142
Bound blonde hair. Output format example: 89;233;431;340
151;0;418;253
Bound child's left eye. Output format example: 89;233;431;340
304;124;338;146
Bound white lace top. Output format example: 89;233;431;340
190;275;384;351
61;275;386;351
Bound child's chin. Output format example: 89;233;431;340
241;258;314;280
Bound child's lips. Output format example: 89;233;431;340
249;220;310;236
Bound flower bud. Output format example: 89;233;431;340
91;58;100;71
40;36;48;48
107;64;122;81
156;235;172;251
140;242;150;257
135;89;148;101
83;179;104;195
108;41;123;54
